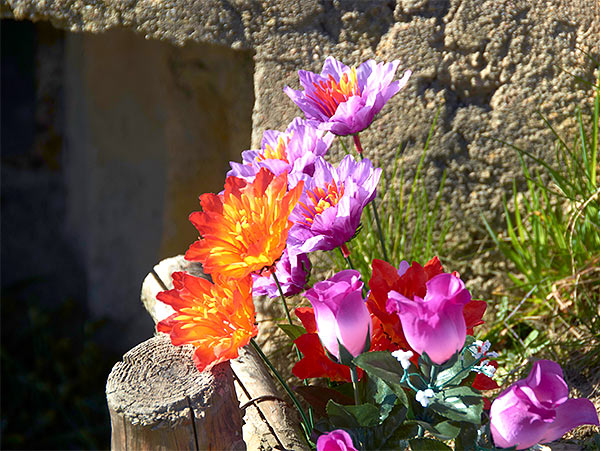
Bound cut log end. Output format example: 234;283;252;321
106;333;244;450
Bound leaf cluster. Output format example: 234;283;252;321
300;339;511;450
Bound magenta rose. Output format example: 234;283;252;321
386;273;471;364
317;429;357;451
490;360;599;449
284;56;411;136
304;270;372;360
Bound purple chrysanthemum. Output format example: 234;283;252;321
284;57;411;136
252;250;311;298
287;155;381;255
228;117;333;182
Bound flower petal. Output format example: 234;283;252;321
540;398;600;443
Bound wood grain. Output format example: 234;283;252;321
106;333;244;450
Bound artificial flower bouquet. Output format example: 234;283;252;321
156;57;599;450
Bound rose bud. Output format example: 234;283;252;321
490;360;599;449
386;273;471;365
317;429;358;451
305;270;372;364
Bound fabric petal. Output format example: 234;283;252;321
540;398;600;443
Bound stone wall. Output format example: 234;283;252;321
2;18;254;351
4;0;596;227
2;0;599;347
62;31;254;348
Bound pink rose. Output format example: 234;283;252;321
490;360;599;449
386;273;471;364
305;270;372;360
317;429;357;451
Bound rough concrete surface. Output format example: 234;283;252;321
2;0;599;340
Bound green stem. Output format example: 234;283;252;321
401;372;428;392
352;133;364;155
339;245;355;270
352;134;389;262
429;364;439;388
338;246;368;298
338;136;351;155
440;352;485;389
370;201;389;261
272;272;293;325
271;272;314;428
250;338;312;436
350;365;361;405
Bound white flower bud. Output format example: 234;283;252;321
391;349;414;370
415;389;435;407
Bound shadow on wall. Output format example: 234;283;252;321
1;19;254;449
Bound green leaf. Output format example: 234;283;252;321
430;386;483;424
353;352;403;385
409;438;452;450
326;400;380;428
276;323;306;342
428;420;460;441
407;420;460;441
366;374;398;422
294;385;353;417
434;337;477;387
388;422;419;442
353;352;411;407
376;404;411;450
325;400;358;428
417;352;434;378
338;339;355;367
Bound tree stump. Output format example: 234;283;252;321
106;333;245;450
140;255;309;450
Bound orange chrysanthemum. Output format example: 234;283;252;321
157;272;257;372
185;168;304;279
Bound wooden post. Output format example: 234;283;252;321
231;346;309;450
139;255;310;450
106;333;245;450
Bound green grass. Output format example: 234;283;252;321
329;110;453;282
482;67;600;378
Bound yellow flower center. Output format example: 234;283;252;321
298;180;345;226
308;67;361;117
258;134;291;163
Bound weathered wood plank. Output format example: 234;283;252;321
231;346;309;451
140;255;208;325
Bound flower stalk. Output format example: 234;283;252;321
339;245;355;270
351;134;389;262
272;272;293;326
352;134;364;154
350;365;361;405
